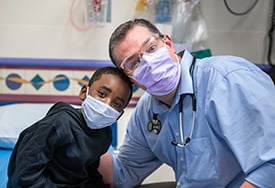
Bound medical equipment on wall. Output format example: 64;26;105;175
171;0;211;59
223;0;275;84
224;0;259;16
134;0;172;23
171;0;204;47
69;0;110;31
85;0;109;26
147;55;197;148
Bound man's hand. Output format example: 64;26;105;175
240;181;258;188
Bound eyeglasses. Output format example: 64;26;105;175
120;35;164;74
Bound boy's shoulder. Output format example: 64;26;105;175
47;102;79;115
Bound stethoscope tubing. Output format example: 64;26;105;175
148;55;197;148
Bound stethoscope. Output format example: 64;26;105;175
147;55;196;148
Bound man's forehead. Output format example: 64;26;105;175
114;28;152;63
127;25;152;41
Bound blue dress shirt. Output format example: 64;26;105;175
113;50;275;188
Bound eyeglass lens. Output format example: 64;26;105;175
121;36;163;72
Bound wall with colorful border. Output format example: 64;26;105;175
0;57;142;106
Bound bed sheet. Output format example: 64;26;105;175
0;148;12;188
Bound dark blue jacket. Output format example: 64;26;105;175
7;102;111;188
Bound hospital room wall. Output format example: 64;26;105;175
0;0;273;63
0;0;273;184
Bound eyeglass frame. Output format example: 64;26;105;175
120;34;165;74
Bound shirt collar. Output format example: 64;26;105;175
171;50;195;107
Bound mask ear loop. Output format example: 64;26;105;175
85;85;89;95
174;54;180;63
117;110;124;120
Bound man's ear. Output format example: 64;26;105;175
163;34;176;53
79;85;88;101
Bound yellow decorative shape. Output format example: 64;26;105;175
135;0;147;12
7;77;31;84
71;78;89;86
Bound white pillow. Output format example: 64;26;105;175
0;103;55;149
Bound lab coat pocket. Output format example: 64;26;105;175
185;137;218;181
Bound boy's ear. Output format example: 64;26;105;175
79;85;88;101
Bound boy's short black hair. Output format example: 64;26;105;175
88;66;133;106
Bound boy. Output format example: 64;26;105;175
7;66;133;188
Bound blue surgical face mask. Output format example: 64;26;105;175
82;95;121;129
133;47;181;96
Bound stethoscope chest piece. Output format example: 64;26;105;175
147;113;162;134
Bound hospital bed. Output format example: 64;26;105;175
0;102;56;187
0;148;12;187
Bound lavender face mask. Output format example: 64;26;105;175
133;47;181;96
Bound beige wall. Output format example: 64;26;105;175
0;0;273;63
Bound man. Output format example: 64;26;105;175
99;18;275;188
8;67;132;187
